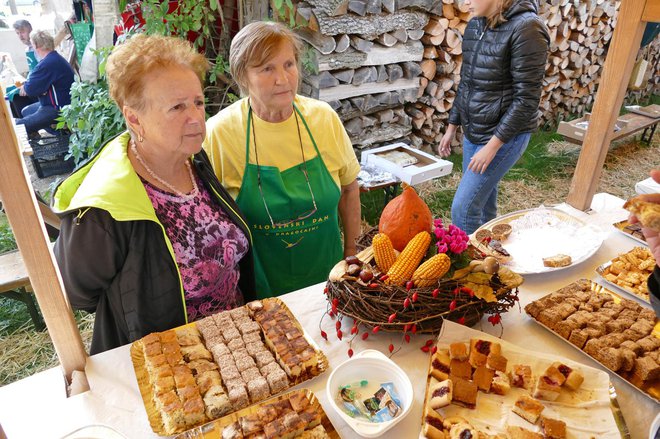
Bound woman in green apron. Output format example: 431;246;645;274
204;21;362;298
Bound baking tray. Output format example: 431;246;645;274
527;280;660;404
172;389;340;439
131;298;329;436
473;207;605;275
596;261;651;304
418;321;628;438
612;219;648;246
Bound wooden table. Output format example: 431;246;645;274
0;250;44;330
0;193;657;438
558;109;659;146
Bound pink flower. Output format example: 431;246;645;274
433;218;443;227
450;241;465;253
434;228;444;239
436;242;448;253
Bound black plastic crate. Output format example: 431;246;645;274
29;135;75;178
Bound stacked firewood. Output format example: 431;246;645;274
292;0;658;153
294;0;439;148
405;0;469;152
538;0;621;126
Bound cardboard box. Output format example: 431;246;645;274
360;143;453;185
557;113;629;142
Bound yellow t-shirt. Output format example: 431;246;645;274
203;95;360;198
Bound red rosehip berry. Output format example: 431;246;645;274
425;339;434;347
449;300;457;311
368;283;379;288
458;317;466;325
388;313;397;323
432;289;439;298
372;325;380;334
388;343;394;353
421;345;430;353
405;281;414;291
348;348;354;357
379;274;389;282
335;320;341;331
404;334;411;343
351;325;358;335
411;324;418;334
337;330;343;340
403;298;411;309
362;332;369;340
320;330;328;340
431;346;437;354
412;292;419;303
403;324;410;333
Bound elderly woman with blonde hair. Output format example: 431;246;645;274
52;34;255;354
205;21;361;298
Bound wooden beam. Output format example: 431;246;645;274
0;89;88;382
642;0;660;21
566;0;647;210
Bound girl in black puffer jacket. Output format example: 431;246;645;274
438;0;550;234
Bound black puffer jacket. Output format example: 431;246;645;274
448;0;550;145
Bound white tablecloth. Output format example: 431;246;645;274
0;193;658;439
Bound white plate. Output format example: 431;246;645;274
474;207;606;275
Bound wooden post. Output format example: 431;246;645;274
566;0;654;210
0;89;87;382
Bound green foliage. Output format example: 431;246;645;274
0;215;16;254
140;0;231;87
272;0;297;27
301;46;319;76
57;80;125;164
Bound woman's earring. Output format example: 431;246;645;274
138;133;144;143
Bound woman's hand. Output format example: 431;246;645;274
629;170;660;267
437;124;457;157
467;136;504;174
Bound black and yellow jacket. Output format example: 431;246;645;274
52;132;255;354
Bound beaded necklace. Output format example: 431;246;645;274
130;139;197;199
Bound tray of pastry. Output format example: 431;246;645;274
419;320;627;439
172;389;339;439
130;298;329;436
612;220;647;245
471;207;605;275
525;279;659;404
596;247;655;304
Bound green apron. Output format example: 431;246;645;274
235;105;343;298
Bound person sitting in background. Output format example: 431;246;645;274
204;21;361;298
52;34;255;354
13;20;38;73
8;20;38;118
15;31;74;136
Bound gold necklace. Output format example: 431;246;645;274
130;139;197;198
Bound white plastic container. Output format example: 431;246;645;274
325;350;413;438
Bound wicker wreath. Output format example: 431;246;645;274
324;228;521;334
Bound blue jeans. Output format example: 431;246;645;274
15;102;59;135
451;132;531;234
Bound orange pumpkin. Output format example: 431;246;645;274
378;185;433;251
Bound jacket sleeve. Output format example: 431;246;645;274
494;16;549;144
54;209;127;313
22;60;52;97
649;266;660;318
448;79;465;126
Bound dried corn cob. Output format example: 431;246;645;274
372;233;397;273
412;253;451;287
386;231;431;285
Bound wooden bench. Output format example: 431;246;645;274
0;199;59;331
0;249;45;331
558;104;659;145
